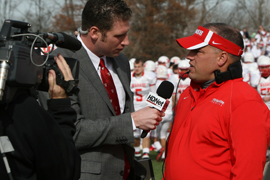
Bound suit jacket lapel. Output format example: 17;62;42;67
74;48;116;115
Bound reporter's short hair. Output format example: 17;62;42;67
82;0;132;35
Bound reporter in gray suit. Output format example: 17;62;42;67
39;0;164;179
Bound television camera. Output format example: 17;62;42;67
0;19;81;103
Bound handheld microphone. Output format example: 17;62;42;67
141;80;174;138
44;32;82;51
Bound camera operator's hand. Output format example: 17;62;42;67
48;54;74;99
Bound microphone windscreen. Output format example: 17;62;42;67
157;80;174;99
57;32;82;51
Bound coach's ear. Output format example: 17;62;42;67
217;51;229;67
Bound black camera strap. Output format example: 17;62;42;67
51;65;80;96
56;79;80;96
214;60;242;84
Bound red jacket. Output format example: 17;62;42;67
165;78;270;180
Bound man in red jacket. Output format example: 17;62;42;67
164;23;270;180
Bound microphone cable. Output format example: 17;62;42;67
174;70;190;109
162;70;190;180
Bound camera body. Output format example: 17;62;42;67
0;19;80;103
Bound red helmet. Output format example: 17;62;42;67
258;56;270;78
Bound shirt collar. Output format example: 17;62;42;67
132;71;144;77
201;79;215;89
77;34;106;70
190;80;220;93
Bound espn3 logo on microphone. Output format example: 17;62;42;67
145;92;170;112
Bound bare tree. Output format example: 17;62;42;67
50;0;86;34
232;0;270;31
124;0;197;60
27;1;54;31
8;0;61;32
12;0;266;60
0;0;20;25
196;0;270;33
180;0;270;37
194;0;225;25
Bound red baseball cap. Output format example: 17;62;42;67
176;26;243;56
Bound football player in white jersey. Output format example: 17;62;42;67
158;56;170;68
257;55;270;163
144;60;156;72
152;65;174;161
158;56;174;78
130;59;156;159
242;52;260;88
170;56;181;66
172;59;191;106
257;55;270;109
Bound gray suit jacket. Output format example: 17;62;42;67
39;47;136;180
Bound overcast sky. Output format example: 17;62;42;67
12;0;65;20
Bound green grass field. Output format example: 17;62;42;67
148;151;165;180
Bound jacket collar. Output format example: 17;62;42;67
189;78;243;103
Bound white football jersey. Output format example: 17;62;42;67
242;63;260;87
173;77;191;101
257;76;270;109
169;74;179;91
167;68;174;79
131;71;156;111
